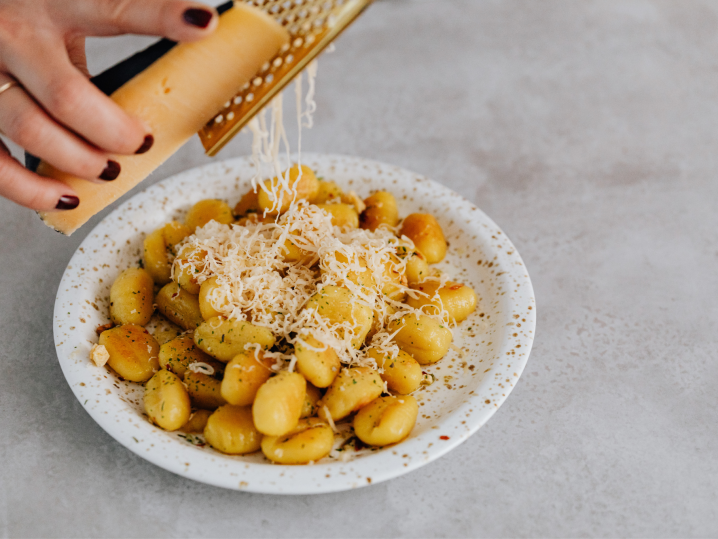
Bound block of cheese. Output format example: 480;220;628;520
38;2;289;235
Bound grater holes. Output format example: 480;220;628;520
203;0;371;152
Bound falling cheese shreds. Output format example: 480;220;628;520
90;344;110;367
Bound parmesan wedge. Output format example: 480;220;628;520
38;3;289;235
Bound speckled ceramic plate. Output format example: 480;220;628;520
53;154;535;494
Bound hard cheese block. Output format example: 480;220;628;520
38;2;289;235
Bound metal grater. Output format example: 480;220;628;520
199;0;373;156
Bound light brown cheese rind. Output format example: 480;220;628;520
38;3;289;235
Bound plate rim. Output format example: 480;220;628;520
53;153;536;494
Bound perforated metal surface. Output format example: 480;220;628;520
199;0;372;156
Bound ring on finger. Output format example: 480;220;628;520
0;79;20;98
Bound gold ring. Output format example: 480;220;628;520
0;80;19;97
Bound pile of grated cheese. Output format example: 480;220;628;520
173;201;451;372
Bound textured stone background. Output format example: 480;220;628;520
1;0;717;536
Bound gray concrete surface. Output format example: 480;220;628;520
1;0;718;536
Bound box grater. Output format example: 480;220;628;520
199;0;373;156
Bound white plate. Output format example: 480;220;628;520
54;154;536;494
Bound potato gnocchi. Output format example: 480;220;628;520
92;165;478;465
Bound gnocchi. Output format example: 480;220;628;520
261;418;334;464
109;268;154;326
204;405;262;454
252;371;306;436
144;370;191;431
400;213;448;264
353;395;418;446
99;325;159;382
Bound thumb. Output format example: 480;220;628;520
58;0;219;42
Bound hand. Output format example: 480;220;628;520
0;0;218;211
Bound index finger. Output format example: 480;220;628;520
4;39;149;155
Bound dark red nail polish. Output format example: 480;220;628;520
135;135;154;154
100;160;120;181
56;195;79;210
183;8;213;28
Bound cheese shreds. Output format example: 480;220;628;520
173;202;451;370
188;362;215;376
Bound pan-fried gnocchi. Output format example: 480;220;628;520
91;165;479;464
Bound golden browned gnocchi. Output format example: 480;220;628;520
109;268;154;326
406;280;478;323
144;370;191;431
400;213;448;264
316;203;359;229
301;383;322;418
198;276;228;320
99;325;159;382
360;191;399;231
158;335;216;378
252;371;306;436
318;367;383;422
294;335;340;388
353;395;418;446
174;244;207;295
93;165;481;463
204;404;262;455
185;199;234;231
311;180;343;204
234;189;260;217
181;409;213;433
142;221;193;285
389;312;453;365
184;370;226;410
155;282;203;331
366;347;423;395
261;418;334;464
259;165;319;214
303;286;373;349
221;350;274;406
194;317;276;362
395;244;430;285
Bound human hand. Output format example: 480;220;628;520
0;0;218;211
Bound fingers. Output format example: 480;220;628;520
4;41;149;155
0;77;120;181
62;0;218;42
0;149;79;211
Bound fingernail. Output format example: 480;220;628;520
183;8;213;28
56;196;79;210
135;135;154;154
99;160;121;181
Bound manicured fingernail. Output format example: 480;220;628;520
183;8;213;28
99;160;120;181
56;196;79;210
135;135;154;154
